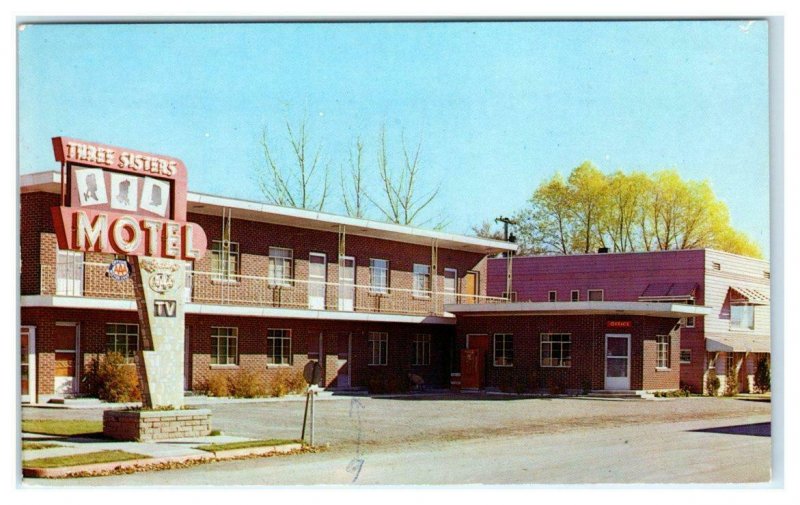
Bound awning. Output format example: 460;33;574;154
706;334;770;353
639;282;698;301
444;300;711;318
729;286;770;305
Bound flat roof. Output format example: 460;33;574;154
20;170;517;254
444;301;712;318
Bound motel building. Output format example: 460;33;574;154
478;250;771;395
21;157;754;403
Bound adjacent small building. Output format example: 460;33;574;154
481;249;771;394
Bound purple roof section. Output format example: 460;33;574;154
488;249;706;304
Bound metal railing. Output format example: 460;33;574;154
41;261;509;317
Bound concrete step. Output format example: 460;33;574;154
587;390;654;400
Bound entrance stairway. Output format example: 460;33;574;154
587;390;655;400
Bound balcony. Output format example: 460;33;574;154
40;261;509;318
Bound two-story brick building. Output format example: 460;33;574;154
478;249;770;394
20;170;516;403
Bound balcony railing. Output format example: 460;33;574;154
41;261;509;317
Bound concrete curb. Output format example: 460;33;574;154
22;443;303;478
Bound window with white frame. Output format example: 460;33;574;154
106;323;139;363
493;334;514;367
656;335;670;369
211;327;238;365
540;333;571;367
267;329;292;365
413;264;431;298
685;299;696;328
680;349;692;364
587;289;604;301
730;304;754;330
370;259;389;294
210;240;239;281
369;332;388;366
56;250;84;296
548;290;557;302
268;247;293;287
443;268;458;304
571;290;580;302
413;334;431;366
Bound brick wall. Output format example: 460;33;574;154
455;314;682;393
21;192;59;295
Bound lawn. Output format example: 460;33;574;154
21;420;103;437
22;441;62;451
23;450;149;469
196;439;300;452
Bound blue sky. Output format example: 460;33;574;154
18;21;770;253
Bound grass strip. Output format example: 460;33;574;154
23;450;149;469
22;442;62;451
196;439;300;452
22;420;103;437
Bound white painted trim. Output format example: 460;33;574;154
21;326;37;404
21;295;457;325
445;301;712;317
587;289;604;302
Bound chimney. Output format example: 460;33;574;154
598;247;609;254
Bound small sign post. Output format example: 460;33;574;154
301;361;322;446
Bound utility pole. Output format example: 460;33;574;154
494;216;517;257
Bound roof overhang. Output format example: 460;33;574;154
19;171;517;255
444;301;712;318
729;286;770;306
706;334;770;353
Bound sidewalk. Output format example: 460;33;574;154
21;431;304;479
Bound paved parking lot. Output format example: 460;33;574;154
22;393;772;485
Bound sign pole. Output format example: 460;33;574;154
301;388;310;442
310;387;315;447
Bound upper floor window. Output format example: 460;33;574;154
370;259;389;294
267;329;292;365
730;304;755;330
684;299;696;328
548;290;557;302
211;240;239;281
571;290;580;302
106;323;139;363
268;247;293;287
587;289;604;301
413;264;431;298
211;327;238;365
493;333;514;367
56;250;84;296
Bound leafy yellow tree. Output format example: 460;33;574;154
514;173;575;254
566;162;609;253
599;170;650;252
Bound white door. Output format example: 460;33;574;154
308;253;327;310
605;334;631;390
56;250;83;296
444;268;458;305
338;256;355;311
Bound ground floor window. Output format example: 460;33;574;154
267;329;292;365
656;335;670;369
369;332;388;366
413;334;431;366
106;323;139;363
493;333;514;367
211;327;238;365
540;333;571;367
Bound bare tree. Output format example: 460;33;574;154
340;137;367;218
367;127;441;227
257;116;329;211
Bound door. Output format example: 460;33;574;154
463;271;478;304
308;253;327;310
605;334;631;390
336;332;352;388
21;326;36;402
338;256;355;311
444;268;458;305
462;334;489;389
56;250;83;296
54;325;77;396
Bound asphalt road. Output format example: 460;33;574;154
22;394;772;485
